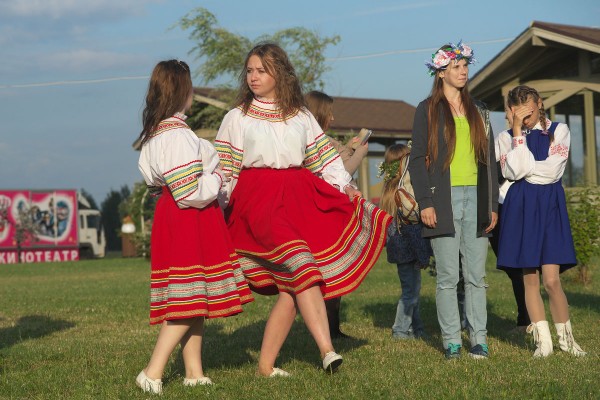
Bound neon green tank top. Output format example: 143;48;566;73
450;116;477;186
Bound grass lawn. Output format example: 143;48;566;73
1;250;599;399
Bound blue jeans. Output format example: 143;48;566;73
431;186;489;349
392;262;424;338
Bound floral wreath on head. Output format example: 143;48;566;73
425;41;475;76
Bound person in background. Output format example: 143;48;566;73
136;59;253;394
409;41;498;359
378;143;432;340
496;85;586;357
305;90;369;339
490;105;530;333
215;43;391;376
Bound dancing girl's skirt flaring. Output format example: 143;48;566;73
225;167;392;299
149;187;253;325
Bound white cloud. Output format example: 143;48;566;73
42;49;147;72
354;2;441;17
0;0;165;19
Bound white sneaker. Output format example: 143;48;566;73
183;376;213;386
136;370;163;395
269;368;290;377
322;351;343;373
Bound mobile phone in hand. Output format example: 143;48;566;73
352;128;372;149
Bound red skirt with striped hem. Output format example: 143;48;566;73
149;187;253;325
224;167;392;299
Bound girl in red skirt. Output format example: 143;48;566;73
215;43;391;377
136;60;253;394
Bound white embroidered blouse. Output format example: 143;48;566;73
138;115;225;209
215;97;353;203
495;119;570;202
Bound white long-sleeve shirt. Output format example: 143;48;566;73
138;116;225;209
214;98;353;204
495;119;570;202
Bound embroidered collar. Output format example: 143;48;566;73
173;112;188;121
254;96;276;105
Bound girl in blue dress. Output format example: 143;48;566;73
496;85;586;357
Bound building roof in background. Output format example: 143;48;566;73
329;96;415;138
470;21;600;110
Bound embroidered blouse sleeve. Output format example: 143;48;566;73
527;123;570;184
303;111;353;192
214;109;244;206
160;130;222;209
497;130;535;181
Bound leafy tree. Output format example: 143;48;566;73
178;7;340;92
566;187;600;285
101;185;131;252
79;188;98;209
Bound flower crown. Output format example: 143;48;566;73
425;41;475;76
377;160;400;183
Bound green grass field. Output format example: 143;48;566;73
1;251;599;399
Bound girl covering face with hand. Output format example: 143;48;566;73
496;85;586;358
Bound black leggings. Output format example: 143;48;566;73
489;205;530;327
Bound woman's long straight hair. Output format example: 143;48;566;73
426;53;488;171
236;42;306;117
139;60;192;145
379;144;410;216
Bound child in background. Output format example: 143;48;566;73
136;59;253;394
305;90;370;339
379;144;432;339
496;85;586;357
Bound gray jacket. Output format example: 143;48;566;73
408;98;499;238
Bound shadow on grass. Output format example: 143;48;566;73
0;315;75;350
562;290;600;313
169;317;368;379
363;296;531;354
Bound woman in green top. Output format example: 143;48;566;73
408;42;498;359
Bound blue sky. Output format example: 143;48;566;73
1;0;598;205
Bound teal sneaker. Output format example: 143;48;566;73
445;343;461;359
469;344;489;359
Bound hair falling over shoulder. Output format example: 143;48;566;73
139;60;192;145
305;91;333;130
426;64;488;171
379;144;410;216
236;42;306;117
506;85;552;142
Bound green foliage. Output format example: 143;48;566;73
566;186;600;284
267;28;340;91
178;7;252;85
178;7;340;92
120;182;157;258
79;188;99;209
100;185;131;251
186;99;229;131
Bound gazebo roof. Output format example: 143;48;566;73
470;21;600;110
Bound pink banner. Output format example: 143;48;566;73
0;190;79;263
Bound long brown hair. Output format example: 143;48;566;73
379;144;410;216
236;42;306;117
139;60;192;144
305;90;333;130
506;85;552;142
426;45;487;171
